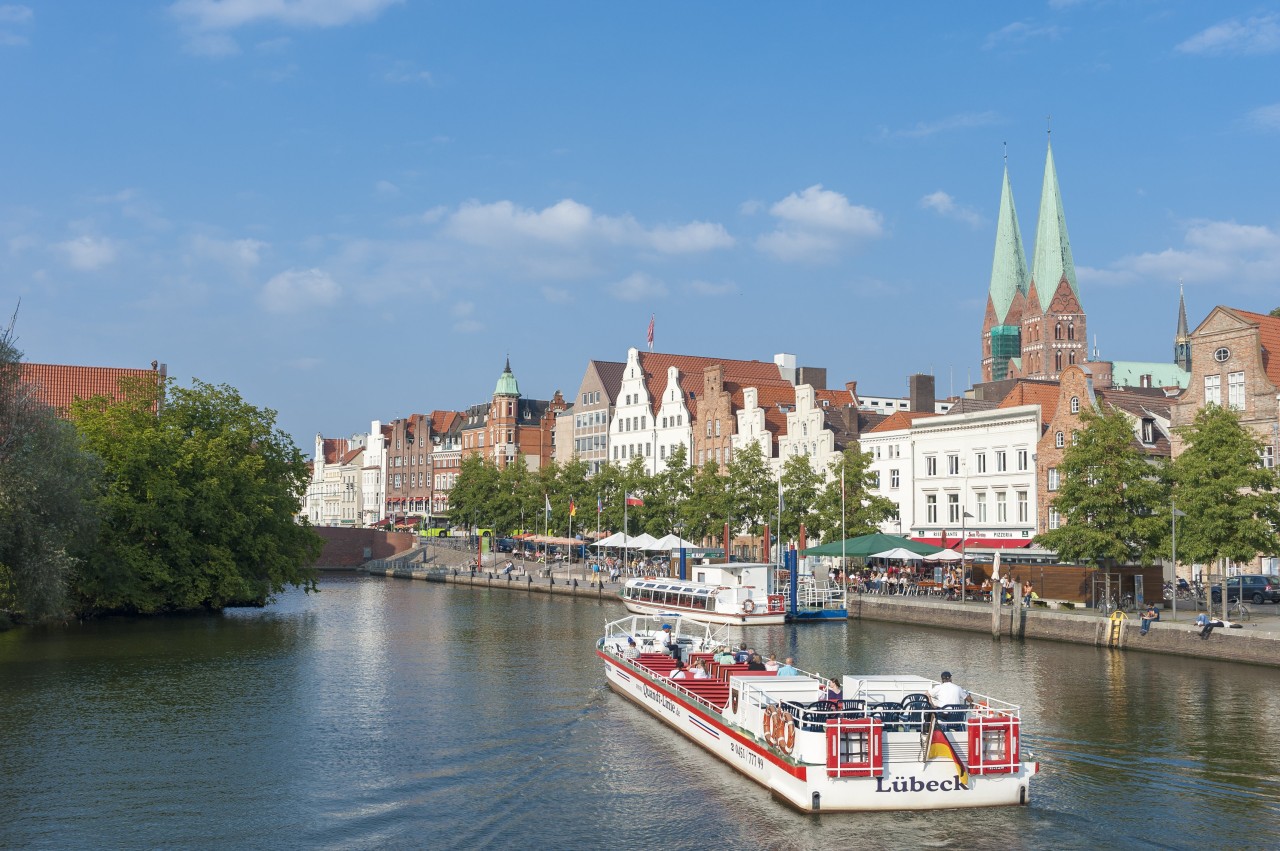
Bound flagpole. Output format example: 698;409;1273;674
842;465;848;600
624;493;629;579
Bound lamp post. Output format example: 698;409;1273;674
1172;501;1186;622
961;510;974;600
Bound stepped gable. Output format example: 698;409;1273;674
20;362;163;415
636;351;789;419
1226;308;1280;388
996;380;1061;426
735;383;795;454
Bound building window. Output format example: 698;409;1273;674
947;454;959;475
1055;432;1064;448
1070;396;1080;414
1017;491;1028;523
871;471;880;489
976;492;987;523
1228;372;1245;410
706;421;712;437
995;491;1007;523
976;453;986;474
925;456;937;476
1017;449;1028;471
1214;347;1230;363
996;450;1007;472
1205;374;1221;406
715;420;721;437
1263;446;1275;469
948;493;960;523
890;469;900;489
1141;419;1156;444
1071;431;1079;446
1048;468;1059;491
1054;351;1062;372
926;495;938;523
1049;508;1061;529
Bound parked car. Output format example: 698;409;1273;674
1209;575;1280;604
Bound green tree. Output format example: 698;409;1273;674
1034;406;1168;565
1171;405;1280;611
0;322;100;623
644;443;693;536
683;460;728;544
557;457;592;536
71;377;321;614
449;453;501;531
779;454;823;545
812;446;896;541
725;442;775;535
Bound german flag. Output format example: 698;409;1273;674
926;725;970;789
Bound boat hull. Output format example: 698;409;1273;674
600;652;1037;812
620;598;787;626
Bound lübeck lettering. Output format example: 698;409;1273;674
874;775;965;793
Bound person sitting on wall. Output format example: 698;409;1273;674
1140;602;1160;635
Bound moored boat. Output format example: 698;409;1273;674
597;614;1038;812
618;560;843;625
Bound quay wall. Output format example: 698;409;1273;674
849;594;1280;668
310;528;418;570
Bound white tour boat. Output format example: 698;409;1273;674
618;562;790;625
598;614;1039;812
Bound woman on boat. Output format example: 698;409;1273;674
690;661;710;679
669;661;689;680
747;654;767;672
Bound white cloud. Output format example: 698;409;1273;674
375;179;400;197
0;4;32;46
260;267;340;312
1246;103;1280;132
885;111;1001;139
756;184;883;262
920;190;984;228
1079;219;1280;292
738;199;764;215
444;197;732;256
452;301;482;333
170;0;402;31
1177;14;1280;56
611;272;667;302
190;235;267;268
57;235;117;271
984;21;1064;51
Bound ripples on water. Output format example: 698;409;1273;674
1;576;1278;850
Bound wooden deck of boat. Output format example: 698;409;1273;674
633;653;778;712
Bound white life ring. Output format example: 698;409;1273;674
742;599;757;614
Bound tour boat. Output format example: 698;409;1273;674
598;614;1039;812
618;561;843;625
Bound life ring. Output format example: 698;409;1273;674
763;705;779;745
780;713;796;754
742;599;757;614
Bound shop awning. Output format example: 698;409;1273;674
912;537;1032;550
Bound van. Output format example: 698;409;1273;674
1210;575;1280;604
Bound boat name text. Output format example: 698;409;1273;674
642;683;679;714
874;775;966;793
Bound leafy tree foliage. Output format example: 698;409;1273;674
684;460;729;543
812;446;897;541
779;453;823;545
0;323;99;622
71;377;320;614
643;443;692;536
725;442;776;535
1034;406;1168;564
447;453;501;531
1171;405;1280;576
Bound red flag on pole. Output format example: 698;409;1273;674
625;493;644;507
646;314;654;351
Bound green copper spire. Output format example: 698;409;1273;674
1031;140;1078;310
988;163;1030;323
494;356;520;397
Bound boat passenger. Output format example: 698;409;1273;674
714;646;735;665
825;679;842;702
662;624;680;660
928;671;973;708
747;654;767;672
690;661;710;679
733;643;750;664
669;661;688;680
764;654;780;672
623;637;639;659
776;657;799;677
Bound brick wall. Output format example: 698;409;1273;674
310;527;416;569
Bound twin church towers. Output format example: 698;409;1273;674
980;139;1089;383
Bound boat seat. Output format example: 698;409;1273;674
899;699;932;732
867;702;903;732
839;699;866;719
938;704;969;732
797;700;839;732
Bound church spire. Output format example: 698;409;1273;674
1174;280;1191;372
1030;139;1079;311
988;161;1030;323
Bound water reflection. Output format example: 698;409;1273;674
0;577;1277;850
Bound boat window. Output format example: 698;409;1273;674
696;589;711;595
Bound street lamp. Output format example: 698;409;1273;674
1172;501;1187;622
961;510;974;600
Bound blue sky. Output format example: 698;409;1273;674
5;1;1280;450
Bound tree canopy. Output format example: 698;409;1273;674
71;377;320;614
1034;405;1168;564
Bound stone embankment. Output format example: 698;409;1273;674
355;543;1280;669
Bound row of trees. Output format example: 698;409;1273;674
1036;403;1280;572
446;441;897;546
0;322;320;625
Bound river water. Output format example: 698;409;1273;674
2;576;1278;850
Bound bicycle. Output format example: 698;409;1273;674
1226;598;1251;621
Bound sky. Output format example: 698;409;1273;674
4;1;1280;452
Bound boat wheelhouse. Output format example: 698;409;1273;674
618;558;844;624
597;614;1038;812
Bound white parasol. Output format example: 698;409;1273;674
922;548;963;562
869;547;924;560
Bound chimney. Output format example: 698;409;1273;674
908;374;935;413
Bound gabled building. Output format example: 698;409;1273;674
461;359;565;471
431;411;462;521
563;359;625;472
20;360;167;414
